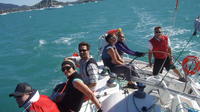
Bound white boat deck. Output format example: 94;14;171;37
79;58;200;112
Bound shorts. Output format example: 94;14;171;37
153;57;176;76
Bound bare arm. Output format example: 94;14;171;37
114;48;124;63
168;47;174;64
168;47;172;57
107;48;123;65
73;80;101;109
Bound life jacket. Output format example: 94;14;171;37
29;95;60;112
149;35;169;59
85;58;98;76
102;44;116;68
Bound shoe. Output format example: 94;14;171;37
178;77;187;82
107;78;117;87
124;83;138;89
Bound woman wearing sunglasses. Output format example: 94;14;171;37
52;59;102;112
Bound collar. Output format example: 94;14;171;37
23;90;40;109
154;36;162;41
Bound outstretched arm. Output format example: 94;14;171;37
73;80;101;110
116;42;144;57
116;42;136;55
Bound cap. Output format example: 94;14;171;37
62;59;76;70
107;29;119;35
107;28;122;35
118;28;122;33
9;82;33;97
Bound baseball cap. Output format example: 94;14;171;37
9;82;33;97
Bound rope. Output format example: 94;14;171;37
173;35;195;69
83;100;90;112
22;103;32;112
176;102;200;112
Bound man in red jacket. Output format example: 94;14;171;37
148;26;186;82
9;82;60;112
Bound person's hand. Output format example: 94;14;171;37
135;52;145;57
97;108;103;112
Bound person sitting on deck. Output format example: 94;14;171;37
107;28;145;57
9;82;60;112
65;42;99;90
102;33;139;89
51;59;102;112
148;26;186;82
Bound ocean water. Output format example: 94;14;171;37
0;0;200;111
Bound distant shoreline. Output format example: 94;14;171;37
0;0;102;15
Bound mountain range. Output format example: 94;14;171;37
0;0;100;14
0;3;24;10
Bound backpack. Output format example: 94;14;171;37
50;82;67;104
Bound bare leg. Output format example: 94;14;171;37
173;68;182;78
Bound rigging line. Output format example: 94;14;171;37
83;100;90;112
182;61;195;92
167;0;179;37
173;35;194;66
169;0;195;68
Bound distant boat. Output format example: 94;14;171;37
0;12;8;15
50;5;63;9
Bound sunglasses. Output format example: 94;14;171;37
14;95;23;98
79;49;88;52
155;31;162;34
119;36;125;38
62;66;71;72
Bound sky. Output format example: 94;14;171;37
0;0;77;6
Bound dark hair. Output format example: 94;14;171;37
154;26;162;31
105;34;114;43
78;42;90;50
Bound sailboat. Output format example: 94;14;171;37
76;30;200;112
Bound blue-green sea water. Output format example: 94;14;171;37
0;0;200;111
